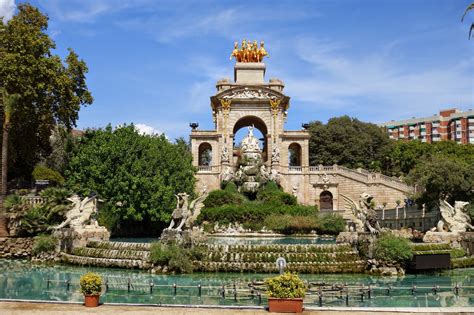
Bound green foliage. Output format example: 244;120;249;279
32;234;57;255
264;213;345;235
32;165;65;185
197;203;315;228
203;189;246;208
264;215;318;234
64;125;195;234
406;155;474;209
0;4;93;181
223;181;238;193
149;242;201;273
256;182;296;205
318;214;346;235
10;187;71;235
79;272;102;295
265;272;306;298
4;194;23;210
374;234;413;266
308;116;392;171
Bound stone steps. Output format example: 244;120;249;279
205;251;359;263
87;240;151;251
61;253;149;269
72;247;150;260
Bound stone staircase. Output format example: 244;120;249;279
61;241;151;269
193;243;365;273
62;240;365;273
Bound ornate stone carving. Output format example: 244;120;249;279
434;200;473;233
221;87;279;100
341;192;381;235
271;146;280;163
221;146;229;162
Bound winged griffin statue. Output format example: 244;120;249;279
434;200;473;233
53;195;99;230
341;192;381;235
167;190;208;231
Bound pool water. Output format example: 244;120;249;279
0;259;473;307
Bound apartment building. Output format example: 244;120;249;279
380;108;474;144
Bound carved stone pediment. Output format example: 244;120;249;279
215;86;285;101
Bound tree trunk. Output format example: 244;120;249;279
0;122;9;237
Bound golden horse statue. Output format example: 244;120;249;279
230;40;269;63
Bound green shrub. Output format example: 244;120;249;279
39;187;71;203
374;234;413;266
223;182;238;193
265;272;306;298
197;203;315;227
149;242;197;273
256;182;296;205
4;194;23;210
80;272;102;295
203;189;246;208
32;165;65;185
264;214;318;234
317;214;346;235
32;234;57;255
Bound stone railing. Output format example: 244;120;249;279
21;196;48;206
288;166;302;172
197;165;213;172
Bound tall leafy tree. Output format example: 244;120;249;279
0;3;93;183
308;116;392;171
65;125;196;236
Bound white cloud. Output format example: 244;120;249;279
0;0;15;23
135;123;163;136
281;37;474;121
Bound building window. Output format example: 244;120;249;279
288;143;302;166
198;142;212;166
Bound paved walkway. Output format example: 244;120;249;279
0;301;473;315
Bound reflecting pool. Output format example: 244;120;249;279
0;259;473;307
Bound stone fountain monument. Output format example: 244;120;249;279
53;195;110;252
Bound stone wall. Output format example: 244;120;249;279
0;237;34;258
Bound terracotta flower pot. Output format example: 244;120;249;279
268;297;303;313
84;294;100;307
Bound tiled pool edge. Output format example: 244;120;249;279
0;299;472;313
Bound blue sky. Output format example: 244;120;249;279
1;0;473;139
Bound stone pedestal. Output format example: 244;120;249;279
423;231;462;247
357;232;378;259
160;228;207;246
234;62;265;84
54;226;110;253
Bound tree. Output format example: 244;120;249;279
461;2;474;39
65;125;196;236
0;89;19;236
406;156;474;210
0;3;92;183
308;116;392;171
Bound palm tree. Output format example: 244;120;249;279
462;2;474;39
0;89;19;237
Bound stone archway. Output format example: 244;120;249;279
319;190;333;210
233;116;269;162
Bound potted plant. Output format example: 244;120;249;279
79;272;102;307
265;272;306;313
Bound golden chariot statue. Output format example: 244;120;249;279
230;40;268;62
